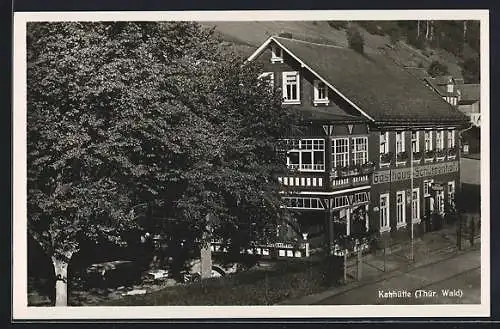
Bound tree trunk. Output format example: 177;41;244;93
417;20;420;37
426;21;430;40
52;257;69;306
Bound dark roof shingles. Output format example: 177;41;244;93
274;37;468;125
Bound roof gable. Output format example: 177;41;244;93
248;36;468;126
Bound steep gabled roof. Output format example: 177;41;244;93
248;36;468;126
458;84;480;102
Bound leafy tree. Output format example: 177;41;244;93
27;22;295;305
347;26;364;54
461;57;480;84
427;60;449;77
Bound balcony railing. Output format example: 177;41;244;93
211;240;310;258
287;164;325;171
396;151;408;166
424;150;435;163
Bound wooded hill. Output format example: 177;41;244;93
202;20;480;83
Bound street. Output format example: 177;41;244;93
314;248;480;305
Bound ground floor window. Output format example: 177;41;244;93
436;190;445;215
396;191;406;227
379;193;390;232
423;179;434;197
412;188;420;222
447;181;456;209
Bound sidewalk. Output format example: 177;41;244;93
280;224;481;305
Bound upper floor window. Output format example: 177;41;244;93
379;132;389;154
285;139;325;172
258;72;274;90
396;131;405;153
332;138;349;168
447;84;454;93
411;131;420;153
436;130;444;150
424;130;433;151
447;130;456;148
282;71;300;104
271;45;283;63
352;137;368;165
313;80;329;104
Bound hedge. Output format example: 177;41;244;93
102;258;341;306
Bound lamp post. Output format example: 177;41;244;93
410;136;415;263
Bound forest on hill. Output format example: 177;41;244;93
206;20;480;84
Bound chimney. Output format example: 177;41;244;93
278;32;293;39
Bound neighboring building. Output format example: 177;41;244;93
457;83;480;127
405;67;461;106
247;36;469;256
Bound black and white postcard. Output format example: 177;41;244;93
12;10;490;319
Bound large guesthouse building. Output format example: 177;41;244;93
247;35;469;255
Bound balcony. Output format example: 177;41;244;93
412;152;423;165
396;151;408;167
379;152;392;168
447;148;457;160
435;149;447;162
211;240;310;258
424;150;435;163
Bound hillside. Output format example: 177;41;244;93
201;21;479;80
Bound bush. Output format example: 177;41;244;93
347;27;364;54
328;21;348;30
427;60;449;77
102;259;340;306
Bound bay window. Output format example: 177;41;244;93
332;138;349;168
352;137;368;165
286;139;325;171
282;71;300;104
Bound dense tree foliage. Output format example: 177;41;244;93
27;21;296;305
427;60;449;78
461;56;480;84
347;26;364;54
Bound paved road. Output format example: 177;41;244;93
314;248;480;305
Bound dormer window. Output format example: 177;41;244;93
282;71;300;104
447;84;454;93
271;45;283;63
313;80;329;105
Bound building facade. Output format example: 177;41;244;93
247;35;469;255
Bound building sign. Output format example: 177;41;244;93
372;161;458;185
